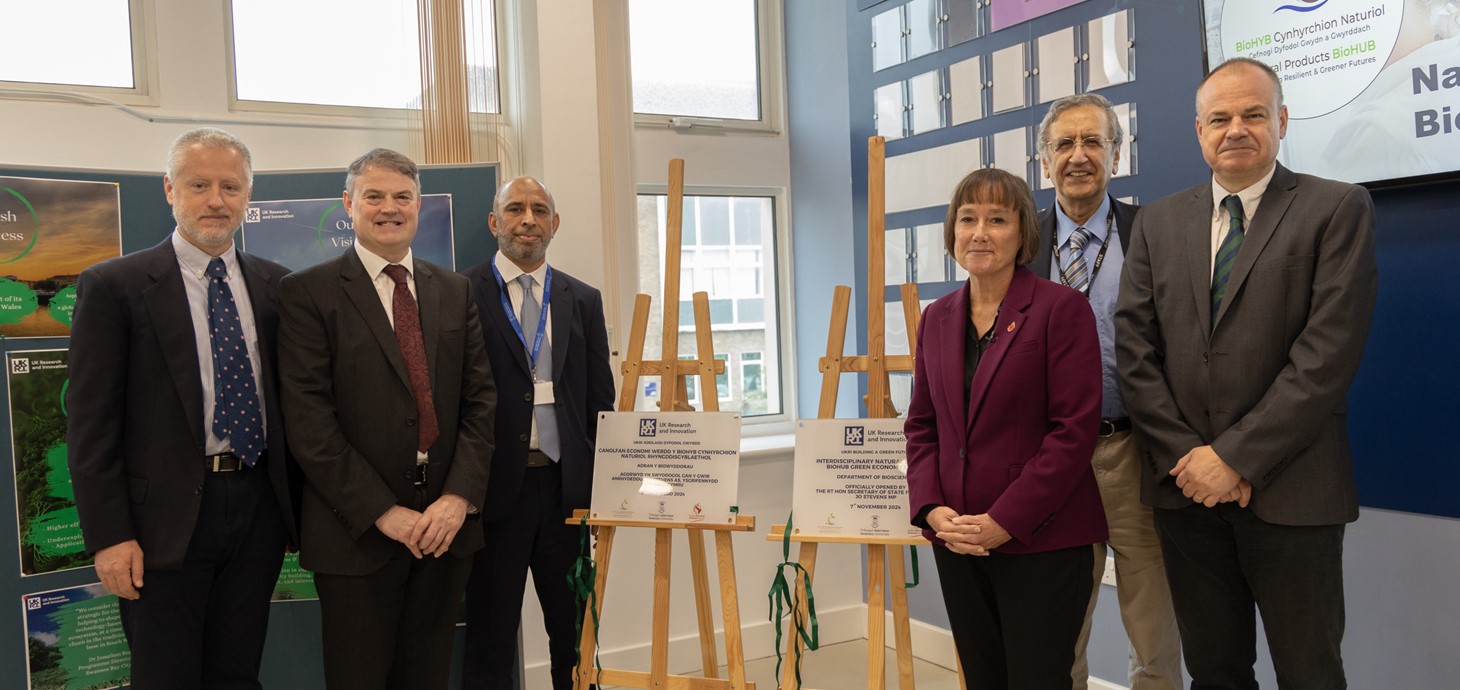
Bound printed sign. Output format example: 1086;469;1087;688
8;350;87;576
590;412;741;524
791;418;920;539
22;584;129;690
0;177;122;337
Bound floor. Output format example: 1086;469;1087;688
604;639;964;689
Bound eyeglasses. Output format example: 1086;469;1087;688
1047;136;1113;156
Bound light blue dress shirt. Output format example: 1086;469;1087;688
1050;194;1126;420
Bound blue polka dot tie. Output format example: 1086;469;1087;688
207;258;263;466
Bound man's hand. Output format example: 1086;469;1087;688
1217;479;1253;508
375;505;425;558
1172;445;1243;507
410;494;469;557
95;540;145;600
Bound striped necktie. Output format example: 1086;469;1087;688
1059;226;1092;293
1211;194;1245;320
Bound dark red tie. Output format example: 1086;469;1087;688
383;264;439;453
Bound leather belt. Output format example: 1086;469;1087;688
525;450;553;468
206;452;249;472
412;463;429;487
1098;418;1132;438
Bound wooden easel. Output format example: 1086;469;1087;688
768;136;954;690
571;159;756;690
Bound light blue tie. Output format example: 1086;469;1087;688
518;274;560;461
1059;227;1092;292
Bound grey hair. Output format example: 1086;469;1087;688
166;127;253;186
1037;93;1125;156
344;148;421;196
1197;57;1284;114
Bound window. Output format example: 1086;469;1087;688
0;0;150;99
228;0;499;114
634;193;785;419
628;0;782;130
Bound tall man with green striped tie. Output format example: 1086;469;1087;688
1115;57;1379;688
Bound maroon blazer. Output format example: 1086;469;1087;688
905;266;1108;553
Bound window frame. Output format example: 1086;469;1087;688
635;183;796;431
630;0;785;135
222;0;507;120
0;0;158;106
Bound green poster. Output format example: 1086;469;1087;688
9;350;87;575
271;552;318;601
23;584;130;690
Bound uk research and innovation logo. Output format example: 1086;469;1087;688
10;358;29;374
25;596;40;611
639;419;658;437
844;426;865;446
245;206;261;223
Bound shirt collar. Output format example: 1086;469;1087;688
171;230;241;280
354;242;414;281
1054;193;1114;246
493;252;548;288
1210;164;1276;222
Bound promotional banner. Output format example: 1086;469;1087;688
241;195;455;272
22;584;129;690
0;177;122;338
1204;0;1460;183
271;552;317;602
8;350;87;576
791;418;921;539
590;412;741;524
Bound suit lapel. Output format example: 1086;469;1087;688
1112;198;1137;251
1032;210;1056;280
415;261;442;375
550;270;572;376
1213;165;1295;328
480;268;533;376
340;252;412;391
936;286;969;427
965;268;1034;432
1184;187;1216;337
141;241;205;452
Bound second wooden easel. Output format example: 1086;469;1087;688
769;136;941;690
571;159;756;690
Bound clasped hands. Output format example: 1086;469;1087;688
927;506;1010;556
374;493;469;558
1172;445;1252;508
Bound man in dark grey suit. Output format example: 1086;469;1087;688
1032;94;1182;690
68;128;297;688
1116;58;1378;688
279;149;496;689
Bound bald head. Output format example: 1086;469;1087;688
489;176;561;271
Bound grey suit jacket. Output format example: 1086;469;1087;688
1115;163;1378;526
279;250;496;575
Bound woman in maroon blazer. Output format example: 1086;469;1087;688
905;168;1108;688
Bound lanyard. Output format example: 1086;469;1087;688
1053;206;1114;299
491;261;552;380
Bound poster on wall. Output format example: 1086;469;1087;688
1203;0;1460;184
589;412;742;524
8;349;87;576
0;177;123;338
22;583;130;690
271;552;317;602
241;195;456;272
791;418;922;539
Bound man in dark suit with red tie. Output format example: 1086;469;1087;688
278;148;496;689
460;176;615;689
68;127;298;688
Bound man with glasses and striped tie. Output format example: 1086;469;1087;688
1116;58;1379;689
1033;94;1183;690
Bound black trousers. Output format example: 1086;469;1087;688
1154;504;1347;690
314;542;472;690
932;544;1093;690
462;463;587;690
118;467;286;690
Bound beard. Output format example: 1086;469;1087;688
174;207;238;252
497;233;549;266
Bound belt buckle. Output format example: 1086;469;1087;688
211;452;240;472
413;463;429;487
1098;419;1117;438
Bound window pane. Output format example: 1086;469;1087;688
232;0;499;112
698;198;731;245
629;0;760;120
636;194;782;417
1;0;134;88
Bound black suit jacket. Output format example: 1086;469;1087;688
463;261;615;521
67;238;298;569
1032;195;1139;282
279;250;496;575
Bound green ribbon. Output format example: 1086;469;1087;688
767;513;819;686
905;545;920;588
567;514;602;683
